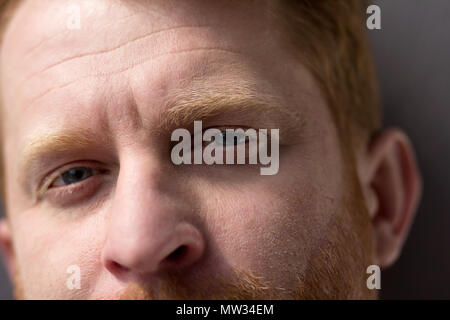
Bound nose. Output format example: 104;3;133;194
101;157;205;281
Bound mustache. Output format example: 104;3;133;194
108;270;290;300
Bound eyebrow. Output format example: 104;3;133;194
18;128;107;192
21;128;103;162
160;84;303;133
18;85;304;190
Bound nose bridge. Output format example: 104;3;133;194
102;153;205;278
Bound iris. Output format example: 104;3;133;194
61;167;93;185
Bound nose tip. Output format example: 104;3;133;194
102;222;205;281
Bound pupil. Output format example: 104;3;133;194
61;167;93;185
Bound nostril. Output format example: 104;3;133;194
107;260;129;274
103;224;205;276
166;245;188;263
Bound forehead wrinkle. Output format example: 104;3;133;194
20;24;214;91
25;47;243;110
24;4;146;57
22;11;142;59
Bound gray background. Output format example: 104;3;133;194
370;0;450;299
0;0;449;299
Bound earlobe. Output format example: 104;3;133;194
0;218;16;278
363;128;422;268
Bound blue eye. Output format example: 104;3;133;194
216;131;247;147
60;167;93;185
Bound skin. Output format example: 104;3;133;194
0;0;422;299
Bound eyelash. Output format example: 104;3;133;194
37;162;108;203
200;126;252;146
36;126;256;203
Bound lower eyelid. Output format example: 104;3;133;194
41;174;106;206
38;167;109;201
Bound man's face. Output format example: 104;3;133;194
0;0;375;299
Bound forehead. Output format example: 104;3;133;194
1;0;291;115
0;0;322;155
1;0;315;129
1;0;279;91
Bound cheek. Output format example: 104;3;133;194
10;209;104;298
199;169;339;290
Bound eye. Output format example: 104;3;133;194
51;167;94;188
36;162;111;205
210;129;248;147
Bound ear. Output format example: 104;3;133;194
0;218;16;278
360;128;422;268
